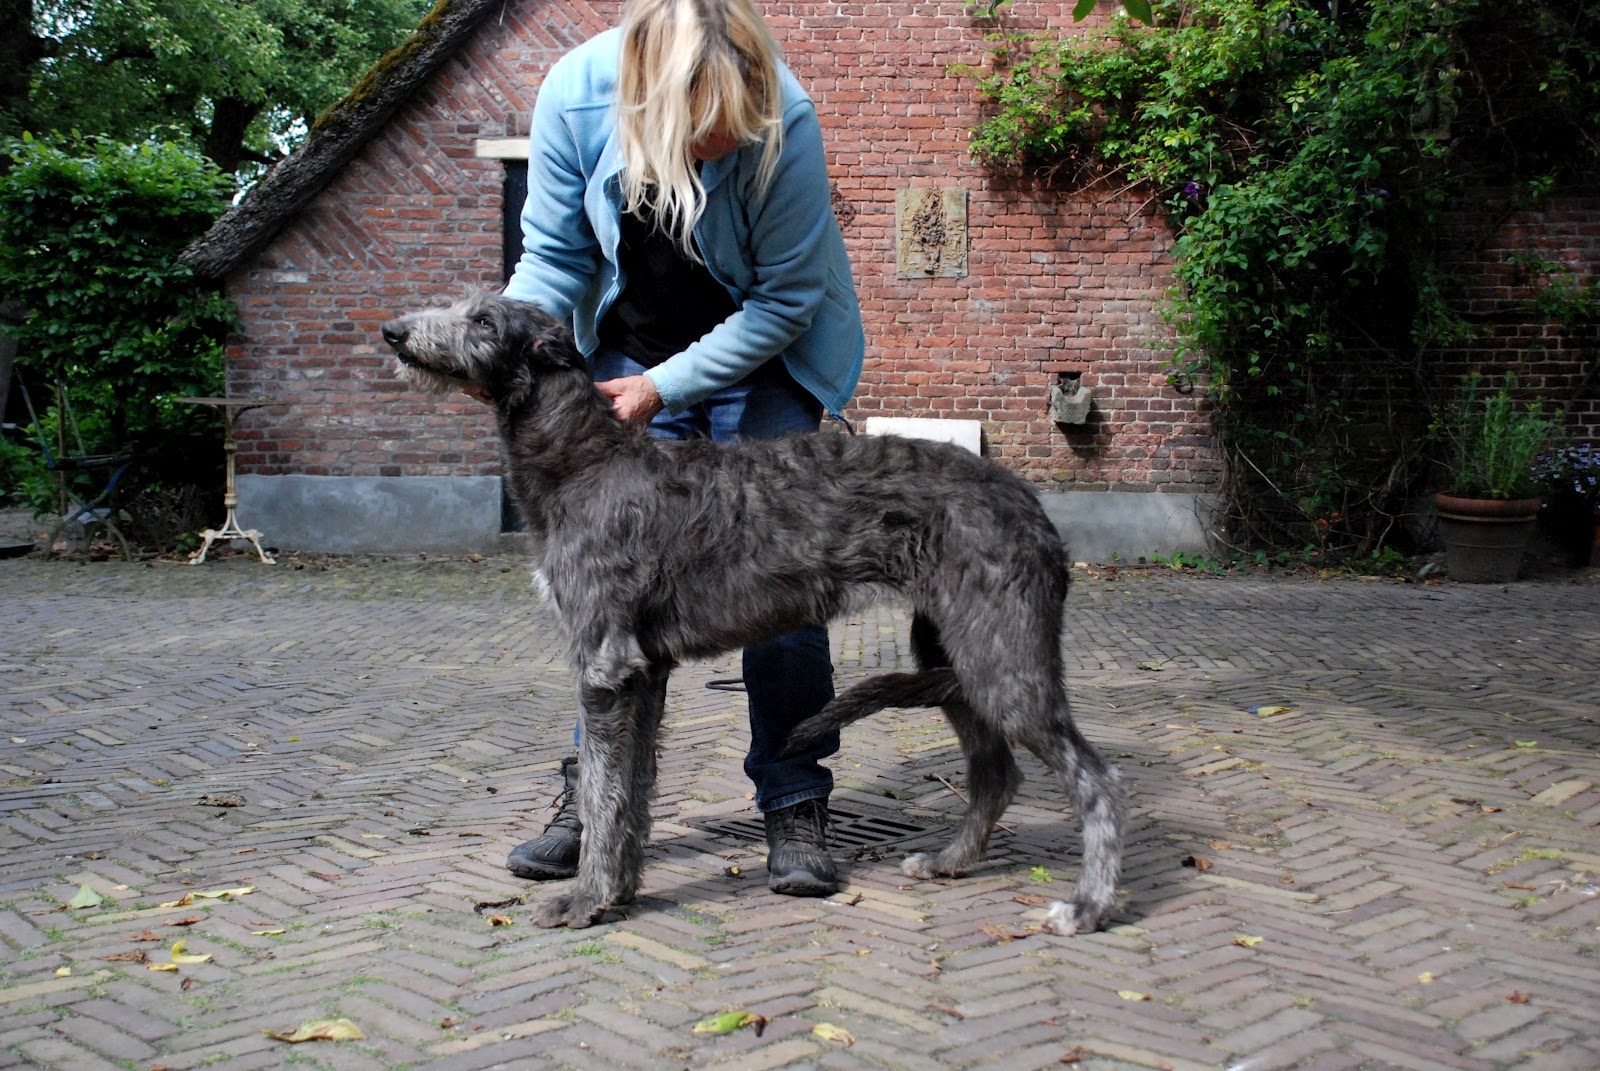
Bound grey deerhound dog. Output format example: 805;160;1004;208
380;293;1125;935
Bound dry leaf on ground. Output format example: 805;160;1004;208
263;1019;366;1043
812;1023;855;1045
67;885;104;909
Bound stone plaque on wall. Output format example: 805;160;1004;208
896;187;968;278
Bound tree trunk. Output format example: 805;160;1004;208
202;97;265;175
0;0;47;137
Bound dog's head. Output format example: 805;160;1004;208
380;292;582;397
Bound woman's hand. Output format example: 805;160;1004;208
596;375;664;425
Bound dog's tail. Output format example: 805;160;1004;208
783;669;962;757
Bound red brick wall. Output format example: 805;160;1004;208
1437;192;1600;439
227;1;609;477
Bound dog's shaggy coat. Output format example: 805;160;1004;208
381;293;1126;934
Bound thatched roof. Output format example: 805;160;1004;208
182;0;504;278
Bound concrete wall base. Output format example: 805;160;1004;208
1038;490;1218;564
239;474;1217;564
236;474;504;555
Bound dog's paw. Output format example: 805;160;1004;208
532;892;608;929
1043;896;1108;936
902;850;972;881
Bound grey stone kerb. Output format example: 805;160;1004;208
236;473;1216;563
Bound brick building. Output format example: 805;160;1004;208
184;0;1596;558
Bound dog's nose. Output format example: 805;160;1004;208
381;320;408;346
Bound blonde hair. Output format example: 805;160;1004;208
615;0;786;257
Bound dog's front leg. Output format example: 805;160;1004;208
533;643;662;928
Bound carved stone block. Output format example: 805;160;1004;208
896;187;967;278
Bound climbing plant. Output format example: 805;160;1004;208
961;0;1600;556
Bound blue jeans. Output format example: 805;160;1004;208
591;349;840;813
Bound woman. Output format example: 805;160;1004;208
501;0;865;896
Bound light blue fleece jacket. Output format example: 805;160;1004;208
501;28;865;417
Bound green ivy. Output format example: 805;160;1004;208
0;133;236;508
960;0;1600;555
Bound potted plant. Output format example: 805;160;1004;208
1532;442;1599;567
1431;374;1558;582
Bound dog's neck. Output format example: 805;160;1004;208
495;363;653;529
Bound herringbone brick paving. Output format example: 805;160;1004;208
1;549;1597;1070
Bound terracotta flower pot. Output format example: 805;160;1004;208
1434;492;1541;583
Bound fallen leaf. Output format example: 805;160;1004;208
310;872;342;882
692;1011;763;1035
980;922;1036;942
812;1023;855;1046
1253;705;1291;716
1503;882;1537;890
1060;1046;1086;1064
1514;740;1537;749
170;940;212;964
1418;972;1438;984
263;1019;366;1043
127;930;162;942
1030;866;1054;883
181;977;196;992
55;966;71;977
250;929;286;936
9;737;26;743
440;1016;464;1028
928;1003;964;1019
1507;992;1530;1004
101;949;148;963
160;886;254;908
1117;990;1152;1001
1208;840;1232;850
486;915;513;927
165;916;204;927
1182;855;1214;871
147;963;180;973
1013;895;1050;907
1233;935;1264;948
231;848;257;855
67;884;104;910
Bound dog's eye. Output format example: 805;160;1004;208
473;315;495;329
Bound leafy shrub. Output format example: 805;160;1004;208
0;134;235;522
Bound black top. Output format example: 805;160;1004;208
597;207;738;368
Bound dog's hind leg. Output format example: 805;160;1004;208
1018;711;1125;936
534;637;666;929
901;614;1022;881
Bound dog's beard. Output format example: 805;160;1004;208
395;360;476;395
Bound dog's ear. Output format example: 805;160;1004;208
499;299;583;371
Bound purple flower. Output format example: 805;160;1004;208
1181;180;1203;203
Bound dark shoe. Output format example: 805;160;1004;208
507;756;581;880
764;798;839;896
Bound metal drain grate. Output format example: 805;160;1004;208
688;805;930;849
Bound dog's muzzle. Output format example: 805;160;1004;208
380;320;410;350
